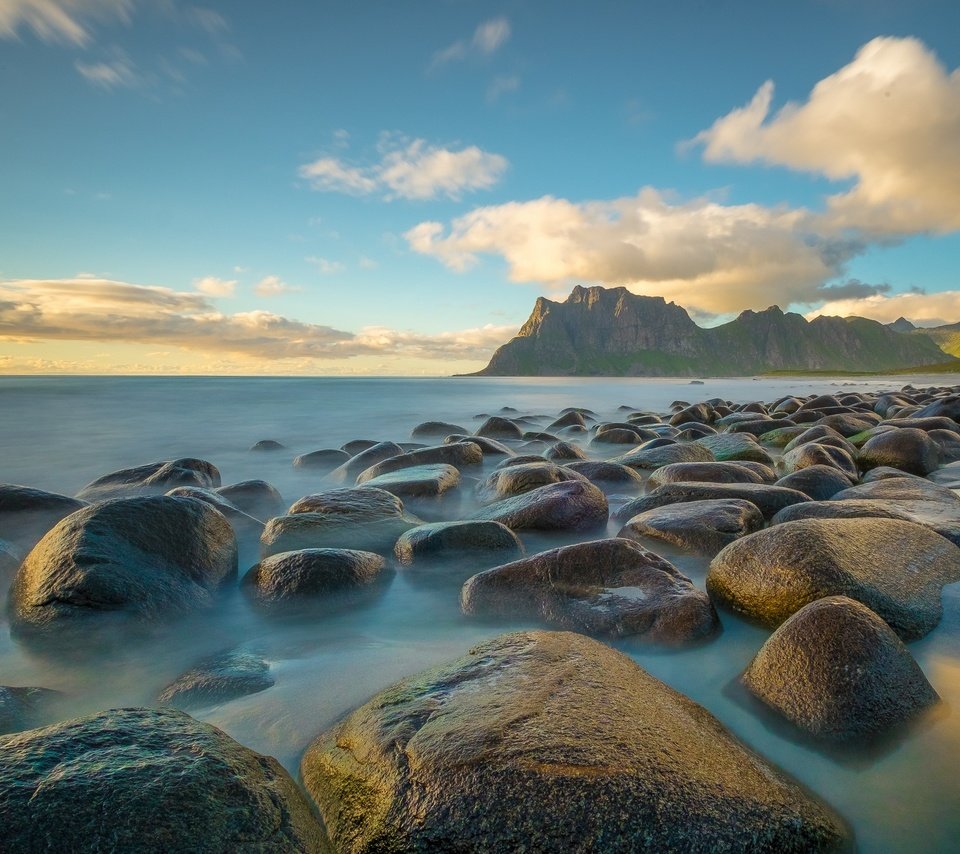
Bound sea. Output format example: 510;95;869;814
2;373;960;852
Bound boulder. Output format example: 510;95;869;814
562;460;644;487
858;428;941;476
244;548;387;605
158;650;274;710
0;708;326;852
613;442;715;470
462;539;717;642
470;480;608;533
544;440;587;462
330;442;405;482
616;482;809;522
165;487;264;542
10;496;237;637
360;464;461;498
356;442;482;483
695;433;773;463
0;485;87;552
618;499;764;557
394;521;523;569
76;458;221;502
301;631;847;853
774;466;853;501
444;434;515;456
707;518;960;639
288;486;404;518
647;461;764;490
216;480;285;521
411;420;467;440
742;596;938;743
476;461;587;505
475;416;523;441
250;439;285;452
293;448;350;473
0;686;62;735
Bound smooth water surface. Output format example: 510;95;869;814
1;374;959;852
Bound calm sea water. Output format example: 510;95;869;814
2;373;959;852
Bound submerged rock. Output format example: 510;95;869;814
330;441;405;482
618;498;764;557
444;433;515;456
0;707;326;852
411;420;467;439
616;482;809;522
475;416;523;441
614;442;715;470
475;461;587;505
216;480;285;521
244;548;387;605
470;480;608;533
462;538;717;642
356;441;482;483
774;466;853;501
394;520;523;569
563;460;644;487
301;630;848;853
293;448;350;473
742;596;938;743
76;458;221;502
708;518;960;639
0;686;62;735
360;463;461;498
158;650;274;710
10;496;237;638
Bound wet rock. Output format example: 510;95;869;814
330;441;405;482
293;448;351;473
547;411;587;431
341;439;378;456
217;480;285;521
929;429;960;463
244;548;387;606
475;416;523;441
728;418;797;437
815;414;878;437
0;484;86;552
158;650;274;710
164;487;264;542
0;686;62;735
784;426;855;456
476;461;588;505
394;521;523;569
669;402;714;426
411;420;468;440
707;518;960;639
858;428;941;476
775;466;853;501
470;480;608;533
737;461;779;483
495;453;549;469
76;458;221;502
647;461;764;490
695;433;773;464
614;441;715;470
618;499;764;557
0;539;20;600
301;630;847;853
462;539;717;641
250;439;285;452
563;460;644;487
759;426;811;447
0;707;326;852
742;596;938;743
356;442;483;483
360;463;461;498
913;395;960;421
288;486;405;518
10;496;237;638
617;482;809;522
544;440;588;462
444;433;515;456
779;443;858;480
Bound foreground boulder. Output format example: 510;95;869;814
708;518;960;639
462;539;717;642
301;630;847;853
0;485;87;553
76;458;220;502
244;548;387;605
619;499;764;557
743;596;938;743
158;650;274;710
470;480;608;533
10;497;237;638
0;708;326;852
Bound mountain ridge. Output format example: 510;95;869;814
470;285;955;376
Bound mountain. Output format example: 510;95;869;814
887;316;917;333
472;285;954;376
916;322;960;358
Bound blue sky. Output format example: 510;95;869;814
1;0;959;374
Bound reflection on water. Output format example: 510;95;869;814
1;374;959;853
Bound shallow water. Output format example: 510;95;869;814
2;373;960;852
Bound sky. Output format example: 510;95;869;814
1;0;959;375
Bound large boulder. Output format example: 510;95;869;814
10;497;237;638
76;458;220;502
562;460;644;487
618;499;764;557
360;464;461;498
158;649;274;710
0;708;327;852
394;521;523;569
775;466;853;501
0;485;87;553
647;461;764;490
614;442;714;470
356;442;482;483
695;433;774;463
470;480;608;533
858;428;941;476
243;548;387;605
708;518;960;639
475;461;587;505
779;443;858;480
301;631;848;853
462;538;717;642
616;482;809;522
742;596;938;743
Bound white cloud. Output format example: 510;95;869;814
486;74;520;104
691;36;960;235
405;188;853;315
75;51;138;88
254;275;299;297
807;291;960;328
299;135;508;201
305;256;345;275
0;0;131;45
358;255;378;270
430;16;510;69
194;276;236;297
0;277;517;362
